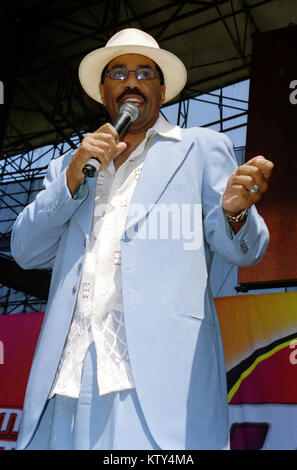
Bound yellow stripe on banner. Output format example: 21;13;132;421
228;337;297;403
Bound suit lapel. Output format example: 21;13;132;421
73;176;97;235
124;136;194;234
72;134;194;237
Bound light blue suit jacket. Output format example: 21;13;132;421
11;125;269;450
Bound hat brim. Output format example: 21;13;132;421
78;44;187;105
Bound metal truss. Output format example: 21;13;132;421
1;0;275;156
0;0;282;313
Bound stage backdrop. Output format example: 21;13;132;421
0;292;297;450
238;25;297;288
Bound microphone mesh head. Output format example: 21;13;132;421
119;102;139;122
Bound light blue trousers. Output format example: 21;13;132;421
25;344;160;450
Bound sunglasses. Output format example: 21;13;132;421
105;66;160;81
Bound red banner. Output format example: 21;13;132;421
0;312;44;450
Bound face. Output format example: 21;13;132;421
99;54;166;134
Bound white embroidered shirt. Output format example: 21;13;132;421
49;115;181;399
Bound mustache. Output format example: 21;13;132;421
117;88;147;103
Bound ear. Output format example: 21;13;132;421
99;83;105;105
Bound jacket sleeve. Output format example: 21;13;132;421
201;130;269;266
11;154;88;270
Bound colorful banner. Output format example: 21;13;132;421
1;292;296;449
216;292;297;450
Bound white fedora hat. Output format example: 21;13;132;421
78;28;187;104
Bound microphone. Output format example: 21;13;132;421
83;102;139;178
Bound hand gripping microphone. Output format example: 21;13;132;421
82;102;140;178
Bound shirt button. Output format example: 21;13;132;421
72;286;77;295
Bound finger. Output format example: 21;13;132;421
231;183;262;203
233;174;255;189
82;134;121;167
80;139;112;162
81;144;106;162
233;173;268;194
87;133;118;154
246;156;274;179
115;142;127;156
237;164;265;186
87;136;116;155
98;142;127;172
90;131;118;144
95;123;119;142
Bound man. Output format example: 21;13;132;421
11;28;273;450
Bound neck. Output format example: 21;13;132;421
112;115;159;171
